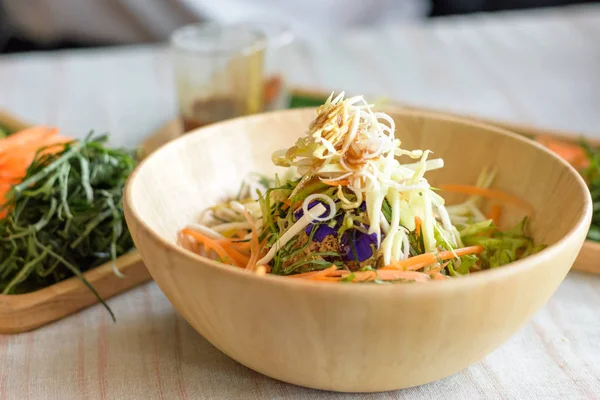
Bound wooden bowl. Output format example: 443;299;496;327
123;108;591;392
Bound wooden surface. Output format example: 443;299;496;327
124;108;590;392
0;111;152;334
0;253;149;334
1;5;600;399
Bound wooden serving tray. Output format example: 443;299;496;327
142;89;599;276
0;110;152;334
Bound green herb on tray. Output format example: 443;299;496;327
0;134;136;319
580;140;600;242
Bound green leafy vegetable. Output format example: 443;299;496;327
581;139;600;242
461;217;543;269
0;134;136;319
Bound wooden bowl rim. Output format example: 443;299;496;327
124;107;592;294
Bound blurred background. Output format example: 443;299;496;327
1;0;598;148
0;0;597;54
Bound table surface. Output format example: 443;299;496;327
1;4;600;400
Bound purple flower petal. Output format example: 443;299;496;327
312;225;337;242
340;229;378;262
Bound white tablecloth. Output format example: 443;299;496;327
1;4;599;399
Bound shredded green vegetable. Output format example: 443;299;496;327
0;134;136;319
581;140;600;241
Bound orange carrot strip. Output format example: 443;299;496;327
376;269;431;283
0;127;72;217
488;204;502;225
439;184;532;212
287;265;338;279
349;270;377;282
223;246;251;266
323;179;349;187
309;276;342;282
383;245;485;271
325;270;347;277
415;216;422;236
181;229;243;267
218;238;252;250
0;126;58;150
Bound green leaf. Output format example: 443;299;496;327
458;219;494;238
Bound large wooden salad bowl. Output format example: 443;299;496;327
123;108;591;392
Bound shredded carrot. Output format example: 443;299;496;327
287;265;338;279
383;245;485;271
349;270;378;282
297;268;432;283
439;184;532;212
309;275;343;282
414;216;422;236
181;229;245;267
376;269;431;283
0;126;58;150
323;179;350;187
488;204;502;225
219;238;251;250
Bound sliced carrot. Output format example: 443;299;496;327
439;184;532;212
0;126;58;151
488;204;502;225
349;270;378;282
219;238;251;250
0;126;72;217
181;229;237;265
376;269;431;283
181;229;249;267
287;265;338;279
383;245;484;271
298;268;431;283
323;179;349;187
414;216;422;236
309;276;343;282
